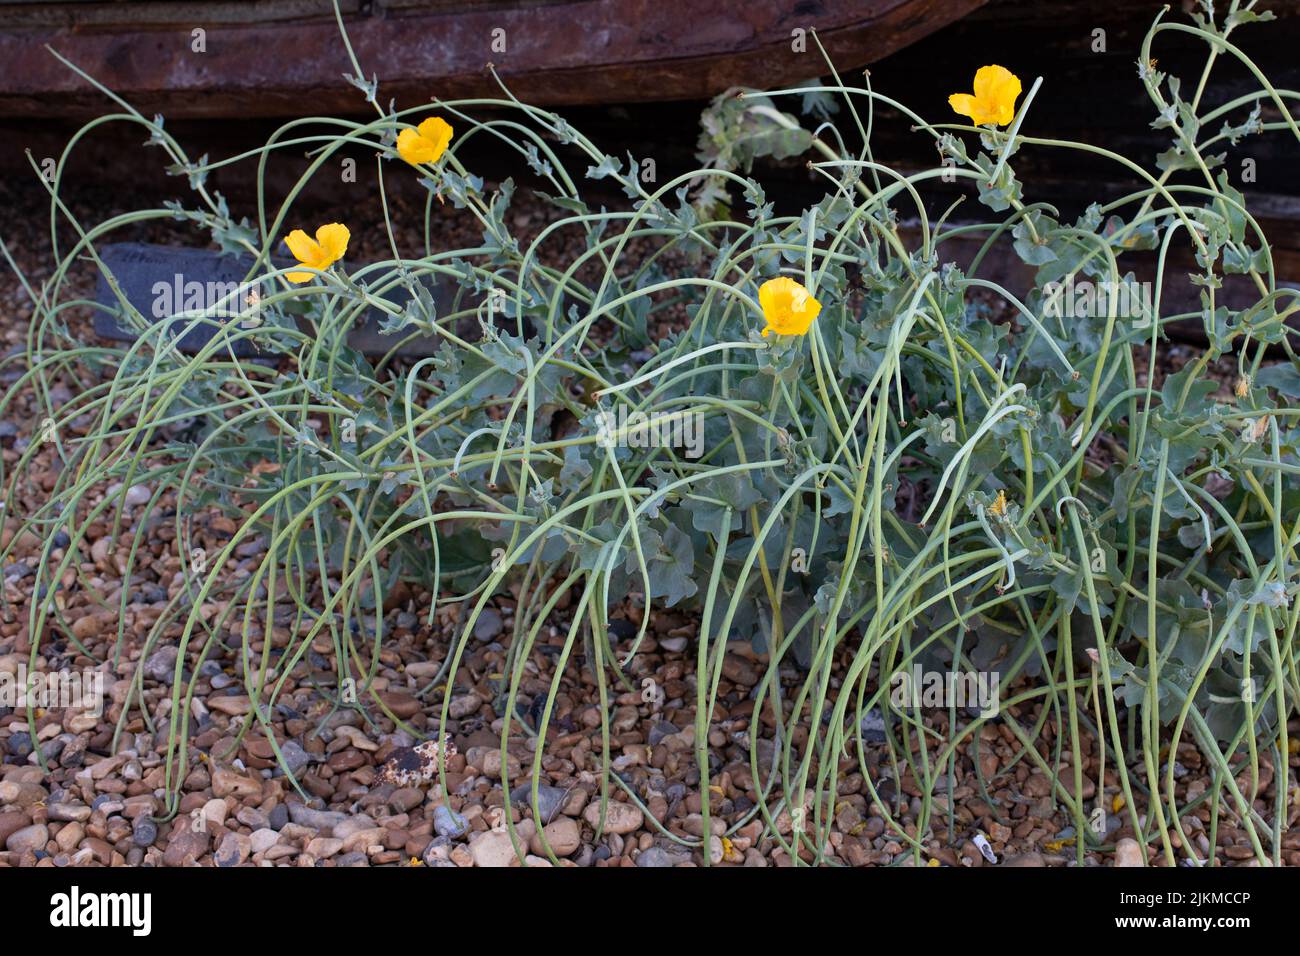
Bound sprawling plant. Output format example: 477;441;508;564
4;0;1299;865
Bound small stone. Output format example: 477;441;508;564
211;767;261;799
510;783;570;824
132;816;158;847
709;834;724;864
236;807;270;830
583;799;643;835
473;608;503;641
721;654;758;685
0;811;32;847
5;823;48;855
434;805;469;839
340;827;387;855
469;829;520;868
122;484;152;508
448;693;481;719
647;720;679;747
333;816;379;841
288;804;347;833
47;801;91;823
636;846;677;867
162;819;209;866
208;695;252;716
1001;852;1046;867
529;817;581;857
305;837;344;858
388;787;424;813
201;798;228;828
250;829;280;854
268;804;290;830
277;741;312;776
423;836;453;866
143;646;179;684
378;691;422;719
1114;838;1146;867
214;832;249;867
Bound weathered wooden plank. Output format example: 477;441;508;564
0;0;986;117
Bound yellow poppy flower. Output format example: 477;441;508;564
758;276;821;338
948;65;1022;127
282;223;350;284
396;117;454;165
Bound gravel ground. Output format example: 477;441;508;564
1;178;1296;868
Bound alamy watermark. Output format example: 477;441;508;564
595;406;704;458
0;666;105;716
890;665;999;719
151;273;265;327
1042;278;1153;325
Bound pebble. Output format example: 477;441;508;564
529;817;581;857
1114;838;1146;867
340;828;387;855
215;832;249;867
288;804;347;833
636;846;680;867
250;829;280;854
47;801;91;823
122;484;152;508
473;608;503;641
277;741;312;776
212;767;261;799
434;805;470;839
388;788;424;812
0;781;46;807
236;807;270;830
0;811;32;846
208;695;252;716
448;693;482;719
333;815;379;841
583;799;643;835
469;829;520;868
132;816;158;847
143;646;179;684
201;798;229;827
305;837;344;858
423;836;453;866
510;783;570;824
5;823;48;855
162;819;210;867
1001;852;1046;867
648;720;679;747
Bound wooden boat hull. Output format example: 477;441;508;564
0;0;985;118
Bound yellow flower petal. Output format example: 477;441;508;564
758;276;821;338
949;65;1022;127
397;127;436;165
314;222;350;265
283;223;349;283
416;116;454;160
283;228;320;264
948;93;977;120
396;117;454;166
